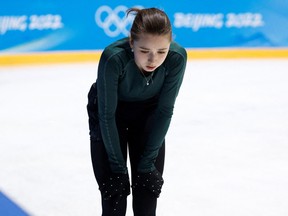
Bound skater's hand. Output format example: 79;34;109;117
132;169;164;198
99;173;130;200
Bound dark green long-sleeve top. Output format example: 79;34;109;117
97;38;187;174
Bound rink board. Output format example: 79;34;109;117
1;49;288;66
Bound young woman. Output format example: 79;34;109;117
87;7;187;216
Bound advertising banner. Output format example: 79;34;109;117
1;0;288;53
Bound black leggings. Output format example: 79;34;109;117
88;84;165;216
90;140;165;216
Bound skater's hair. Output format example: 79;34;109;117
127;7;172;42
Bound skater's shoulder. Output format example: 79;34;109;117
102;38;132;59
168;41;187;61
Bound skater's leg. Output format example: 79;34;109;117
91;139;128;216
88;83;129;215
128;122;165;216
116;97;164;216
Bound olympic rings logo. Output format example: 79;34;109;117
95;5;142;37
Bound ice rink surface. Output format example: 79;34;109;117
1;59;288;216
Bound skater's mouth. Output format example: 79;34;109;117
146;65;156;71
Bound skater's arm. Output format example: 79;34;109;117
138;46;187;172
97;50;127;174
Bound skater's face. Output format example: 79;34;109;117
130;33;171;72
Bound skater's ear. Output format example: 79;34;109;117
129;37;134;50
